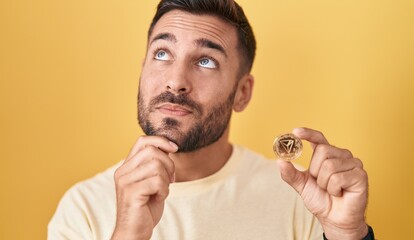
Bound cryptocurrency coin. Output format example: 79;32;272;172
273;133;303;161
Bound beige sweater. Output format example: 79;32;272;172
48;145;323;240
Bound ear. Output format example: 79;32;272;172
233;74;254;112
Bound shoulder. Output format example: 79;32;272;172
63;161;120;204
48;161;121;239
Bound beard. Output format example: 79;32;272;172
138;89;236;152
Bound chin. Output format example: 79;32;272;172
155;128;184;145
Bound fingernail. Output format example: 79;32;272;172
169;141;178;151
293;127;304;134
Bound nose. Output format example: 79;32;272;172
166;62;192;94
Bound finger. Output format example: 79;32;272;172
119;146;175;182
118;159;171;188
277;160;307;195
126;175;171;202
126;135;178;161
316;158;363;190
326;167;368;197
293;127;329;149
309;144;354;177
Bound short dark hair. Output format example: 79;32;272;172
148;0;256;76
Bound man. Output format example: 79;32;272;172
48;0;374;239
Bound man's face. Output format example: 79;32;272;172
138;10;241;152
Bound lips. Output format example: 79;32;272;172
156;103;193;116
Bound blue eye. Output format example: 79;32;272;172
154;50;170;61
198;58;217;69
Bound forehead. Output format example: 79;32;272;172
149;10;238;51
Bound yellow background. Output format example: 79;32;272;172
1;0;413;239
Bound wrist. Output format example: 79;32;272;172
323;222;368;240
323;225;374;240
111;227;151;240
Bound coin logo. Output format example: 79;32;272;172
273;133;303;161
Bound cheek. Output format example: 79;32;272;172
138;80;155;111
139;73;163;95
195;77;235;103
140;60;168;87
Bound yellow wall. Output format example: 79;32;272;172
1;0;413;239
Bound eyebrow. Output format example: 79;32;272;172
195;38;227;58
150;32;177;45
150;32;227;58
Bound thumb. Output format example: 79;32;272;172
277;160;307;195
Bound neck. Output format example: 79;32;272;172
169;128;232;182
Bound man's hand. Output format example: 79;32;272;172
278;128;369;240
111;136;178;240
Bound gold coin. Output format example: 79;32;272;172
273;133;303;161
